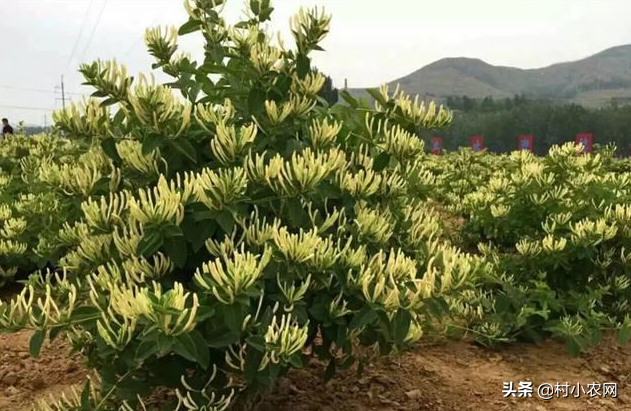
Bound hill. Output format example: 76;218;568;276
348;44;631;107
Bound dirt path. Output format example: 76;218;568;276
257;338;630;411
1;330;630;410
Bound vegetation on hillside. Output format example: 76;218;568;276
348;44;631;107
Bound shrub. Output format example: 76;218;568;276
0;133;93;286
0;1;485;409
454;145;631;354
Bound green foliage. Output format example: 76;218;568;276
0;1;466;410
440;96;631;156
0;133;93;286
3;3;631;411
446;145;631;354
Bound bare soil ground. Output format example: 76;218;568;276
2;330;630;411
0;331;88;410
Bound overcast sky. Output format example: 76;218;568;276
1;0;631;125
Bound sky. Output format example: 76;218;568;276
1;0;631;125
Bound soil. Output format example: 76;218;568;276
1;330;630;411
0;331;88;410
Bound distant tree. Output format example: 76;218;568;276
462;95;476;111
480;96;495;112
318;75;339;106
24;126;48;135
441;95;631;156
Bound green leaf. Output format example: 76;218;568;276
393;309;412;345
164;237;187;268
136;340;158;362
349;306;377;330
155;333;175;355
174;330;210;368
100;97;118;107
101;138;121;163
142;133;166;155
116;375;151;400
308;299;328;322
178;19;202;35
249;0;260;14
324;358;336;381
29;330;45;358
259;5;273;21
244;346;265;384
137;231;164;257
618;322;631;345
247;87;266;115
207;328;241;348
185;219;217;251
70;306;100;323
373;152;390;171
339;90;358;108
222;303;245;333
296;54;310;78
170;138;198;164
286;198;308;228
589;327;603;346
162;224;183;238
271;73;292;98
80;379;91;410
356;359;365;378
146;356;188;388
188;82;202;103
366;87;388;108
246;335;266;352
216;209;235;234
566;337;583;357
192;210;215;221
288;354;303;368
49;327;62;342
112;108;126;126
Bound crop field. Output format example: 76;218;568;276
1;1;631;410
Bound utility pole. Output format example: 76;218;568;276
61;75;66;109
344;78;348;90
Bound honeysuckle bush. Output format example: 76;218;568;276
451;144;631;354
0;133;95;286
0;1;488;409
418;147;512;208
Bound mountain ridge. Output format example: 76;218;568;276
348;44;631;107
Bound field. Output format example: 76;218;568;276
2;1;631;410
2;328;630;411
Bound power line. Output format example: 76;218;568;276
0;104;55;111
64;0;95;73
121;11;164;59
76;0;108;66
0;84;86;96
122;34;146;60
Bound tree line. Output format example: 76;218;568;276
436;95;631;156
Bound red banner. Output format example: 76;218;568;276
518;134;534;152
575;133;593;154
470;135;484;152
431;137;443;155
